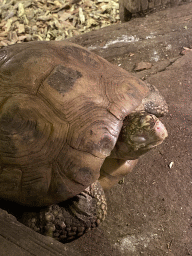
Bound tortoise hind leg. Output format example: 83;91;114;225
20;181;107;243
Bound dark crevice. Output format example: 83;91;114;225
157;56;181;73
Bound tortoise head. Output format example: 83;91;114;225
109;111;168;160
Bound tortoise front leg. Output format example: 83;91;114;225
99;158;138;190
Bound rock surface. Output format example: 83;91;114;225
67;3;192;255
119;0;192;21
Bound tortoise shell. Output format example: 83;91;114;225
0;41;149;206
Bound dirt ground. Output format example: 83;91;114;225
1;3;192;256
65;3;192;256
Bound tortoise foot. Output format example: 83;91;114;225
20;181;107;243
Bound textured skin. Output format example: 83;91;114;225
20;181;107;242
136;83;168;117
0;41;149;207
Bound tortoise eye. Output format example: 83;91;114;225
131;136;146;143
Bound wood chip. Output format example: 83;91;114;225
17;3;25;17
17;23;25;34
0;0;120;45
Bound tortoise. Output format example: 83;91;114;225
0;41;168;242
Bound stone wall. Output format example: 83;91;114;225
119;0;192;21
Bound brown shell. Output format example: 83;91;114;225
0;41;149;206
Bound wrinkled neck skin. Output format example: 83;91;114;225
136;83;168;117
